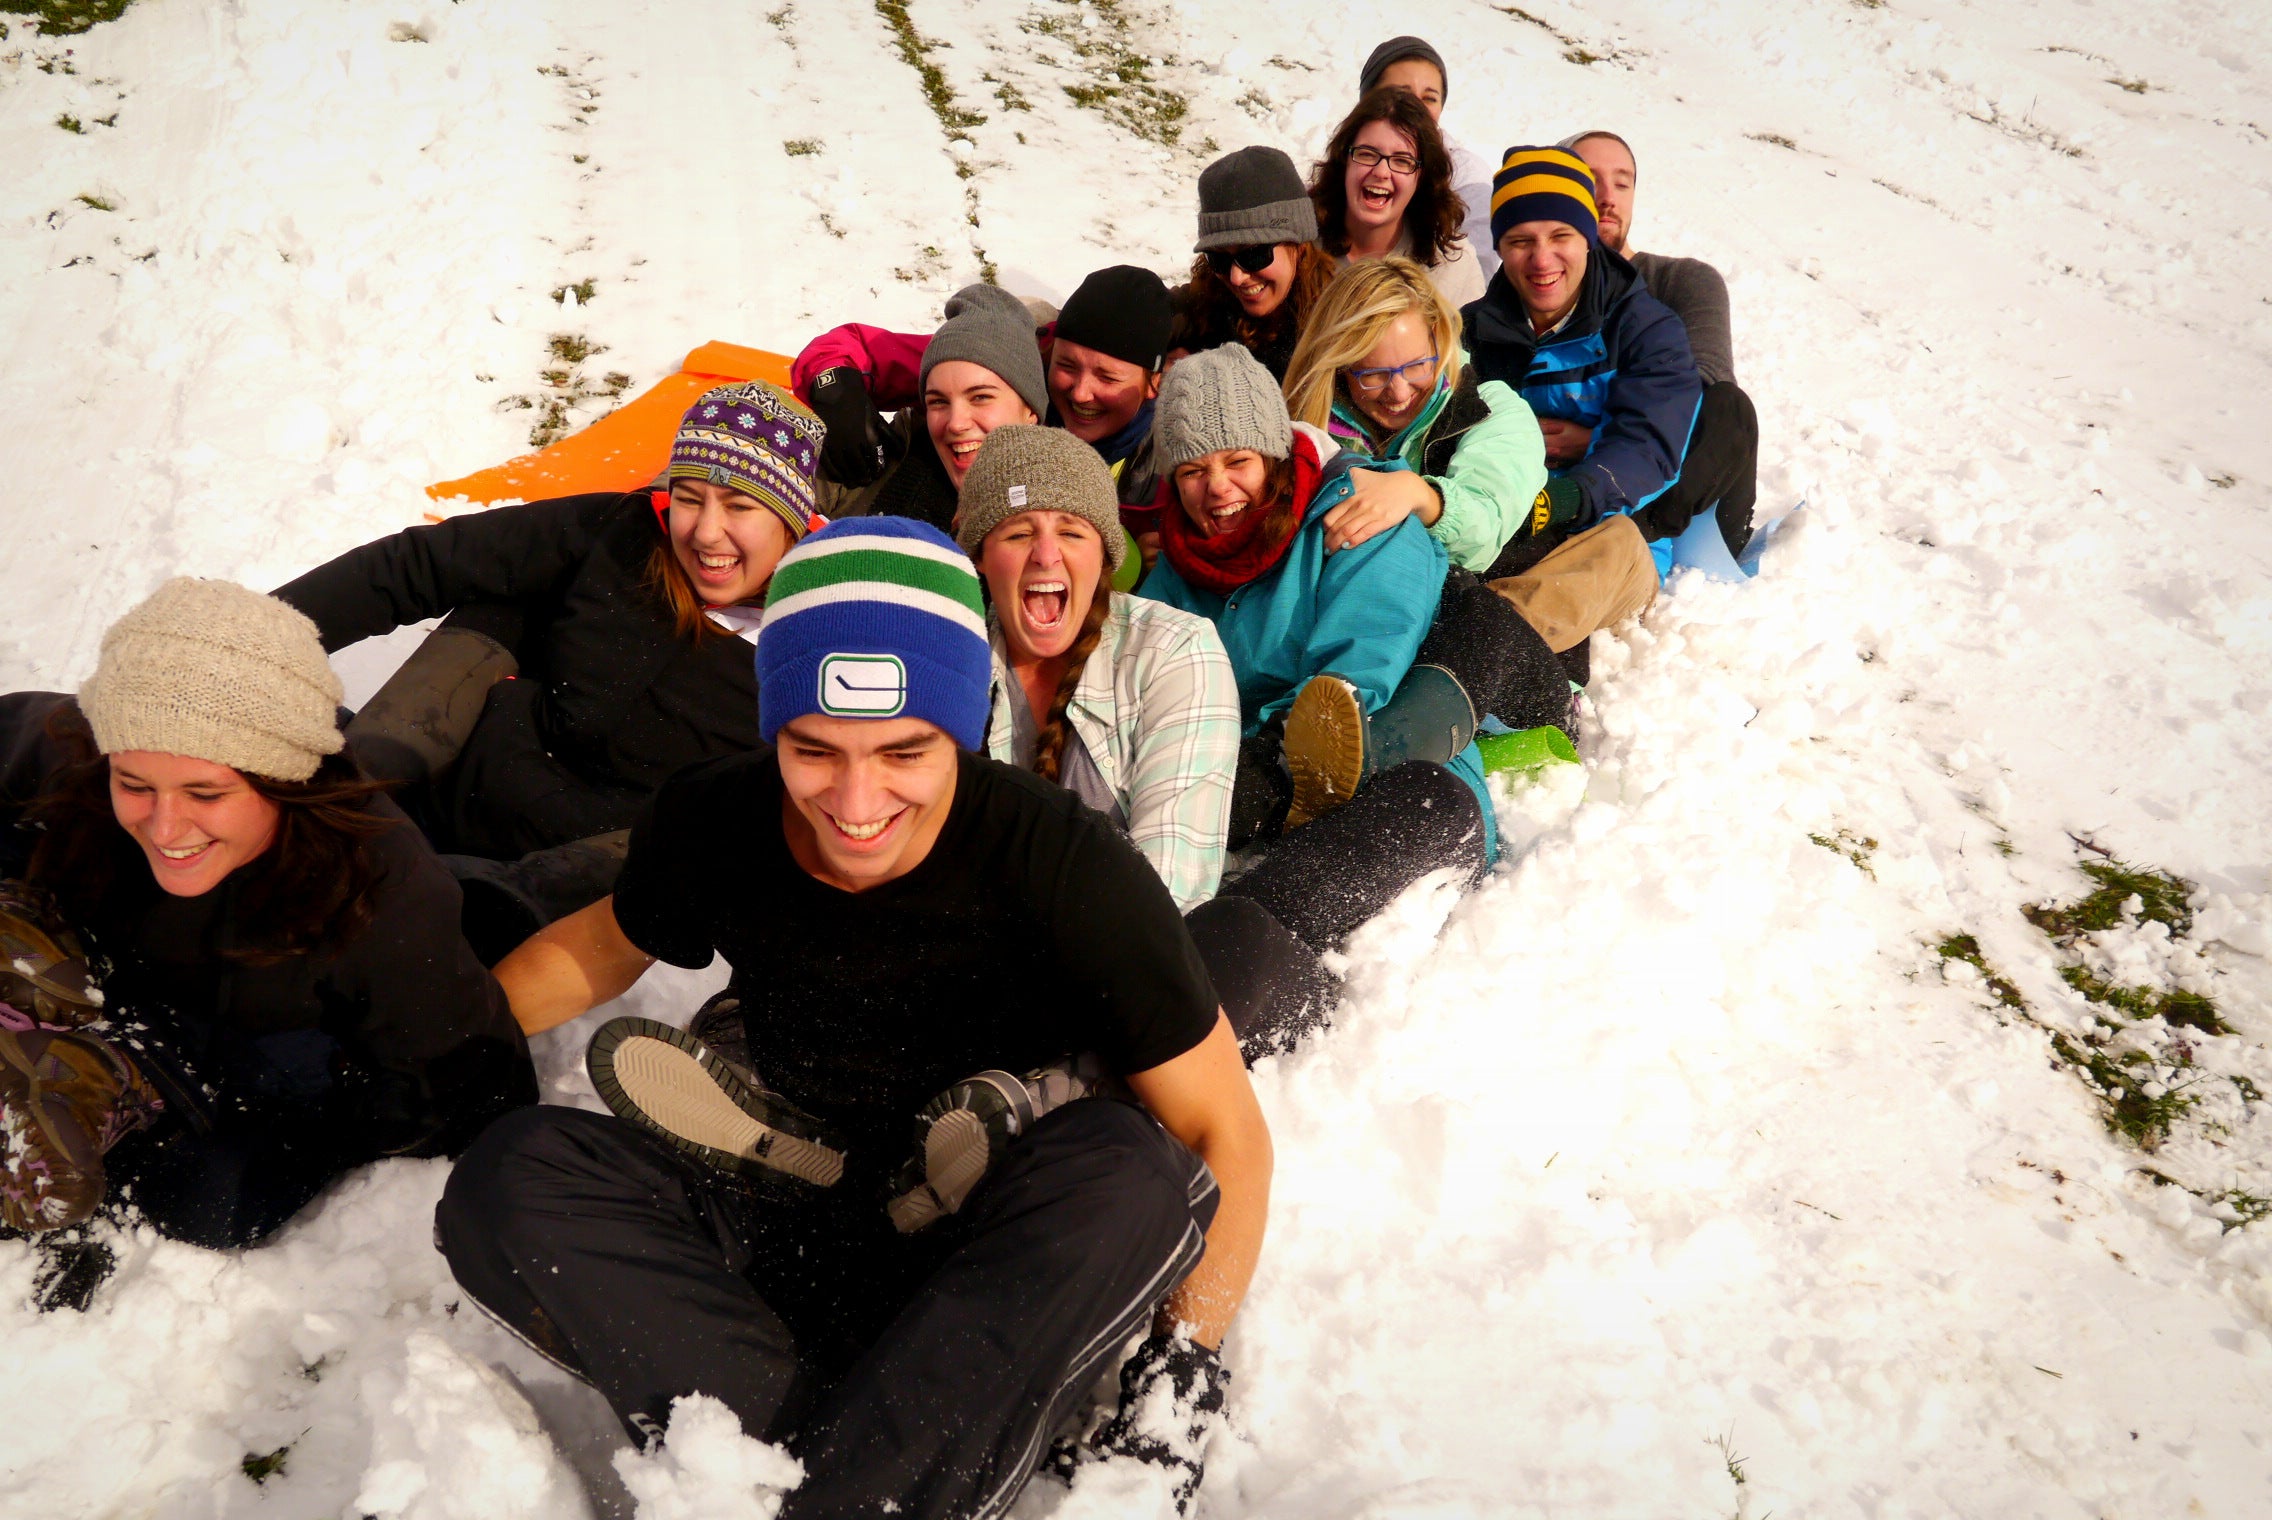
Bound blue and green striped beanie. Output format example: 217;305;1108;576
756;517;992;750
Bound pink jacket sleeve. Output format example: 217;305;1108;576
790;325;931;407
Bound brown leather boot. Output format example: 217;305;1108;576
0;1028;161;1233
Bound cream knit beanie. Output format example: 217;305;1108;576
79;578;344;782
1152;344;1294;469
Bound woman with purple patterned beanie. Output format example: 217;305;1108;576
272;381;826;959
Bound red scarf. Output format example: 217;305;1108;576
1157;433;1323;596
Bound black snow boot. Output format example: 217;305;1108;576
345;605;521;788
446;829;631;966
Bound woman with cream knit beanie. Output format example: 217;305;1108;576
0;578;533;1265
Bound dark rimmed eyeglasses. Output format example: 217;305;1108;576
1347;145;1420;176
1205;245;1280;279
1346;353;1440;396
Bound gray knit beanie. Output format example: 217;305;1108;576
1359;36;1449;101
920;283;1049;419
955;425;1127;574
1194;146;1319;252
79;578;344;783
1152;345;1293;469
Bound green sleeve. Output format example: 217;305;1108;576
1424;380;1549;573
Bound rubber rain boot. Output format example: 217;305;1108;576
345;609;521;788
1282;664;1476;829
446;829;631;966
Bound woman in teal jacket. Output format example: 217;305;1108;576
1135;344;1494;952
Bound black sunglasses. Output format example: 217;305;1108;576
1204;245;1280;278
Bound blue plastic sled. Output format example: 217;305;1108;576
1665;500;1804;583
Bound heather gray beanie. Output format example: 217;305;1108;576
79;578;344;782
920;283;1048;418
1194;146;1319;252
955;425;1128;573
1153;345;1293;469
1359;36;1449;100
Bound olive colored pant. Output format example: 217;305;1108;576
1488;512;1660;654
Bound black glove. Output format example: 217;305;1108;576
1092;1332;1230;1514
806;366;890;487
1521;476;1585;540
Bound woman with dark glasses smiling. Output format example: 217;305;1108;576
1310;87;1485;307
1167;146;1338;380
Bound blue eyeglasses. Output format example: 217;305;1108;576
1345;353;1439;396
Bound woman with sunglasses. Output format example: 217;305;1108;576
1311;87;1486;308
1168;146;1339;381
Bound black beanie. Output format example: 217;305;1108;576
1054;265;1174;374
1359;36;1449;101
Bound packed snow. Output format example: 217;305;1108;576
3;0;2270;1515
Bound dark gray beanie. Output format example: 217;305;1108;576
1194;146;1319;252
920;284;1048;418
1359;36;1449;100
955;425;1128;573
1153;345;1293;469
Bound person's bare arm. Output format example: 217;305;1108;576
493;896;655;1037
1124;1012;1273;1348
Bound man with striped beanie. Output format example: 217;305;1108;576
1456;143;1705;684
435;516;1272;1519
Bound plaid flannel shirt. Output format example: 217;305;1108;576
986;596;1240;912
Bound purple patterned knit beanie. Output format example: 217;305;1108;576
666;381;828;542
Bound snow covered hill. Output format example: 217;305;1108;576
3;0;2270;1515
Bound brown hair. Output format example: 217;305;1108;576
28;704;395;966
1030;589;1112;784
1309;87;1467;268
644;538;730;641
1177;241;1340;371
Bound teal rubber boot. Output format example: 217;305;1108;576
1283;664;1476;829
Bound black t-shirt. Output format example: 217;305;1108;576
612;748;1219;1183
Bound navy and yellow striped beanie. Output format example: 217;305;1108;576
1488;145;1599;247
756;517;992;750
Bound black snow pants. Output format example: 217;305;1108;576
1633;379;1759;557
435;1100;1215;1520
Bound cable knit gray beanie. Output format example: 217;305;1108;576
1194;146;1319;252
955;425;1128;574
1153;345;1294;469
920;283;1049;419
79;577;344;782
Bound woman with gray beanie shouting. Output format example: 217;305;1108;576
0;578;533;1269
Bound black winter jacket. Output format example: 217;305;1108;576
0;693;535;1156
276;492;763;827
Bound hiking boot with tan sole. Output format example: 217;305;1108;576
585;1017;844;1189
0;1027;159;1233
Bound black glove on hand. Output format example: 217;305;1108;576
1523;476;1585;540
1092;1332;1230;1514
806;366;890;487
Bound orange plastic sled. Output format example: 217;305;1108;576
426;341;796;508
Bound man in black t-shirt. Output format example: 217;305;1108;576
435;517;1271;1520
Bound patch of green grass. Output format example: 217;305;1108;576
2048;1026;2200;1151
240;1445;290;1485
1025;0;1190;148
2208;471;2237;489
1809;828;1878;878
2024;860;2195;942
74;192;116;211
547;333;600;365
502;337;631;447
1563;47;1602;66
766;5;794;26
1936;933;2028;1012
55;112;84;133
1;0;137;37
550;277;597;305
2234;1075;2263;1104
2059;964;2230;1036
2214;1190;2272;1230
874;0;986;136
988;76;1031;112
2109;76;2152;94
1747;131;1798;151
783;137;823;156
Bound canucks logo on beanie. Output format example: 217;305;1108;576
756;517;992;751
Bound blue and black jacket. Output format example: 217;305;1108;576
1461;245;1702;575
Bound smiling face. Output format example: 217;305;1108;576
775;714;959;892
1172;449;1273;538
1347;310;1440;433
108;751;282;898
1495;219;1591;329
1046;339;1158;444
1375;58;1445;122
1571;134;1636;254
925;360;1041;487
1344;120;1420;241
668;479;794;606
978;510;1105;664
1222;244;1297;319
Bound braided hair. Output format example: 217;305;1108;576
1029;588;1112;784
